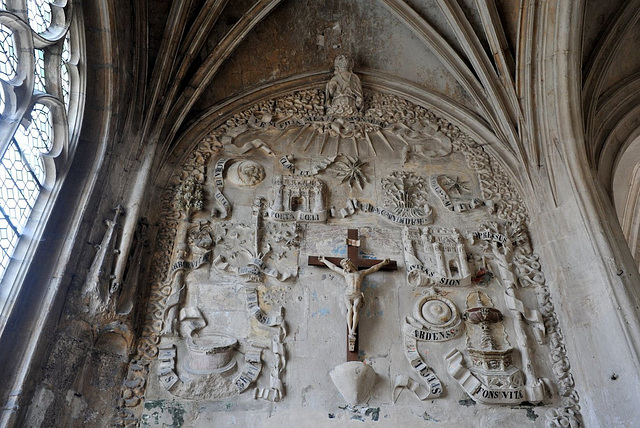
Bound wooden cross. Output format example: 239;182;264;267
308;229;397;361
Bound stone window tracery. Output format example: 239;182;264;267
0;1;84;286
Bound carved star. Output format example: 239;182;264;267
443;176;471;195
333;156;369;189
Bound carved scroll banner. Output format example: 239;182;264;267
254;326;286;402
279;155;335;176
223;113;390;139
395;294;465;400
402;320;463;342
470;230;507;244
358;202;433;226
330;199;433;226
212;158;232;218
157;345;180;391
170;250;211;275
224;138;275;155
265;208;328;223
178;307;207;339
213;255;294;282
234;345;264;393
503;287;545;343
246;287;284;327
406;264;472;287
330;198;358;218
393;375;431;402
445;349;528;404
400;335;443;398
429;175;484;212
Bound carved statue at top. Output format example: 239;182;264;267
326;55;363;117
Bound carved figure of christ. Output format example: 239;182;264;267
308;229;397;358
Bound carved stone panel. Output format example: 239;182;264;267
117;63;577;427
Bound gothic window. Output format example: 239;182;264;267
0;2;84;286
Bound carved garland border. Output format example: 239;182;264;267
114;89;579;427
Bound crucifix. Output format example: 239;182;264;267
308;229;397;361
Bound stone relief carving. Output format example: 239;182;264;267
266;175;327;223
430;174;484;213
326;54;363;117
331;155;370;189
446;291;527;404
318;256;390;351
226;159;266;186
398;120;453;163
381;171;432;221
395;292;461;401
279;154;335;176
403;226;471;287
114;59;580;426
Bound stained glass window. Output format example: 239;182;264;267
27;0;52;34
0;25;16;81
34;49;46;93
61;35;71;108
0;1;83;282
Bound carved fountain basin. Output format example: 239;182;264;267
184;333;238;374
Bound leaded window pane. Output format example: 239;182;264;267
62;33;71;62
0;142;39;233
14;104;53;183
27;0;52;34
34;49;46;93
61;63;69;108
0;0;82;286
0;25;17;81
61;35;70;108
0;216;19;279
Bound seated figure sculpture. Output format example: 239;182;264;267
326;55;363;117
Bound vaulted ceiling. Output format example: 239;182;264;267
120;0;639;233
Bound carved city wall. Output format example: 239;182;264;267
115;66;580;427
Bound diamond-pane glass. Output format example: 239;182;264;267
34;49;45;93
28;104;53;151
62;34;71;62
61;34;71;108
27;0;52;34
0;142;39;233
0;216;19;279
14;105;52;184
0;25;17;81
61;63;69;108
0;0;80;284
